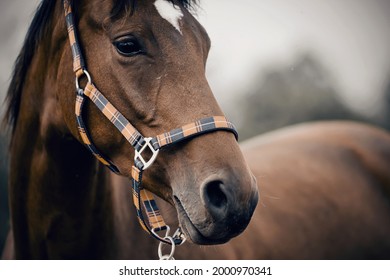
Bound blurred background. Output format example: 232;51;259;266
1;0;389;253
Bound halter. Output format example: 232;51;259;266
63;0;238;248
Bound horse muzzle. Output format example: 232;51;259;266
173;172;259;245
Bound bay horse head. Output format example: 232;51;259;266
7;0;258;250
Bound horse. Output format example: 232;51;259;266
2;0;390;260
1;0;259;259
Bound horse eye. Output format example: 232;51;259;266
114;38;144;57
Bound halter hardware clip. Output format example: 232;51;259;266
135;137;160;170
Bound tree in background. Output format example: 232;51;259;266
237;53;369;140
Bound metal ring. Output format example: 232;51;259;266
152;226;186;246
158;236;176;260
152;226;171;239
75;70;92;90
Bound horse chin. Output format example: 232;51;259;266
174;196;232;245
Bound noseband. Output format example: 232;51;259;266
63;1;238;247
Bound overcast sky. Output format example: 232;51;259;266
197;0;390;116
1;0;389;118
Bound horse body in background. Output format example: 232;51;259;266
184;121;390;259
2;0;390;260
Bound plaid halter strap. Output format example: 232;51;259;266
64;0;238;245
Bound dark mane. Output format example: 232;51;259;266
3;0;198;132
3;0;56;131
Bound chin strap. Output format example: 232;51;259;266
64;0;238;246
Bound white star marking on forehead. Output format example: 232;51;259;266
154;0;184;35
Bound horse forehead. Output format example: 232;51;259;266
153;0;184;35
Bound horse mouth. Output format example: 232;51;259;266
173;196;231;245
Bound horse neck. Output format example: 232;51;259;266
8;5;121;259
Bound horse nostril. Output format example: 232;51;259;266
203;180;228;215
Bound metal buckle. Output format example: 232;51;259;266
134;137;160;170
